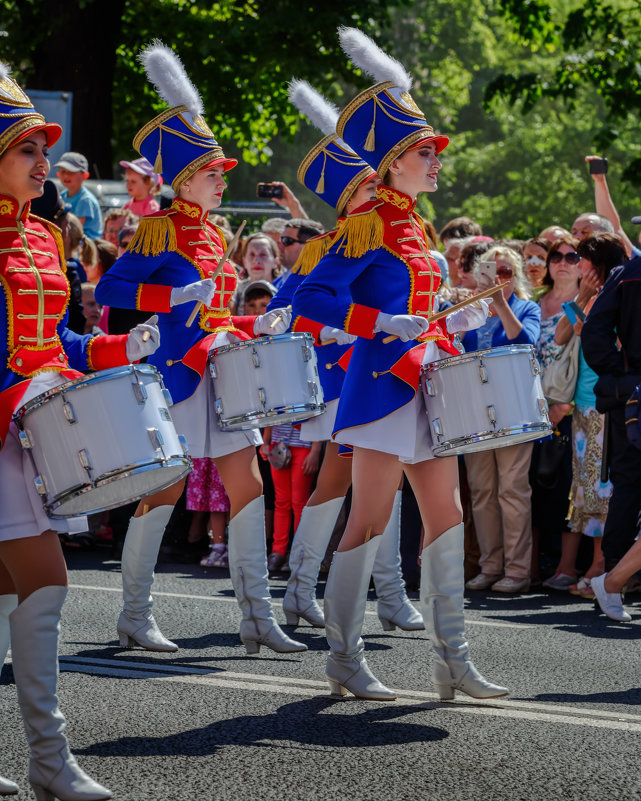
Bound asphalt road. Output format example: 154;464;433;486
2;550;640;801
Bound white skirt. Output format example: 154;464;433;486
170;332;262;459
299;398;339;442
0;373;88;541
334;340;441;464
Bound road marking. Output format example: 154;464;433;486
68;583;528;630
59;655;641;733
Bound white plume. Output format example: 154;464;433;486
288;79;339;136
138;40;203;115
338;26;412;92
0;61;11;82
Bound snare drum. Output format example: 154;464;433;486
209;333;325;430
13;364;191;518
421;344;551;456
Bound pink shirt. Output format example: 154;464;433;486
123;196;160;216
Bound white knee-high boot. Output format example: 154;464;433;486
420;524;509;701
228;496;307;654
282;497;345;628
325;538;396;700
0;595;19;796
372;491;424;631
117;505;177;652
10;587;112;801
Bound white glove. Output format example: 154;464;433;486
374;312;429;342
445;299;490;333
253;308;292;335
319;326;357;346
170;278;216;307
126;315;160;362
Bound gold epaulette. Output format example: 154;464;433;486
332;202;384;260
291;231;334;276
128;212;178;257
31;214;67;273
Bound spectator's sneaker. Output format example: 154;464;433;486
200;543;228;568
491;577;530;593
569;576;595;599
542;572;576;591
592;574;631;622
465;573;502;591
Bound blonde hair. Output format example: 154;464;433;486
477;245;531;299
66;213;97;269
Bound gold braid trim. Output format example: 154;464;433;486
32;216;67;274
332;207;384;260
291;232;333;276
129;215;178;257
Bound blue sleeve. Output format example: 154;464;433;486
95;250;173;312
267;271;304;313
58;308;93;372
510;300;541;346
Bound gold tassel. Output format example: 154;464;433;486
291;232;333;276
153;129;163;174
333;208;384;259
364;102;377;151
315;153;327;194
129;215;177;257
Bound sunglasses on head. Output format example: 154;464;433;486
549;250;580;265
280;235;305;247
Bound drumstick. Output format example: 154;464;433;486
185;219;247;328
381;282;510;344
142;330;151;343
269;305;292;329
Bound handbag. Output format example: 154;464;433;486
267;440;292;470
541;335;580;405
529;427;571;490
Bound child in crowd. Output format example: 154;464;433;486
192;459;232;568
103;207;139;247
230;233;281;313
119;157;161;216
55;151;102;239
262;423;322;572
80;283;105;335
244;280;276;315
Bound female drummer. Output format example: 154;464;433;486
0;65;159;800
269;81;423;634
292;28;508;701
96;42;305;656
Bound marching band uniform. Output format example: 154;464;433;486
96;42;305;656
292;28;507;701
0;66;157;801
269;81;423;633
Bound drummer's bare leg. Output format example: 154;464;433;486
283;442;352;628
214;447;306;654
0;534;111;799
117;479;186;653
404;457;508;700
323;448;402;699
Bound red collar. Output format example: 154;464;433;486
171;197;207;222
375;185;416;214
0;193;30;221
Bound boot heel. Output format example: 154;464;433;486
378;617;396;631
242;639;260;655
326;677;347;697
118;631;134;648
284;611;300;627
436;683;455;701
30;784;54;801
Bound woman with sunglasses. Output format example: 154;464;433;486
292;28;507;701
461;247;541;593
531;237;583;590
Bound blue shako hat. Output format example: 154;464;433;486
290;80;375;214
336;27;448;177
0;62;62;157
133;41;237;193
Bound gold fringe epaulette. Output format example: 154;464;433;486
291;231;334;276
332;202;384;260
31;214;67;273
128;213;178;257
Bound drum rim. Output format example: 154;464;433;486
13;364;161;420
423;343;535;373
46;455;192;518
432;421;552;455
210;331;314;357
219;401;326;431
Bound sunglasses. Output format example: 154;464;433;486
496;267;513;278
549;251;580;265
280;235;305;247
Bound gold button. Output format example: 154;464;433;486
15;357;22;367
59;353;65;362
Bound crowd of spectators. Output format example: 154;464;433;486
53;150;641;610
